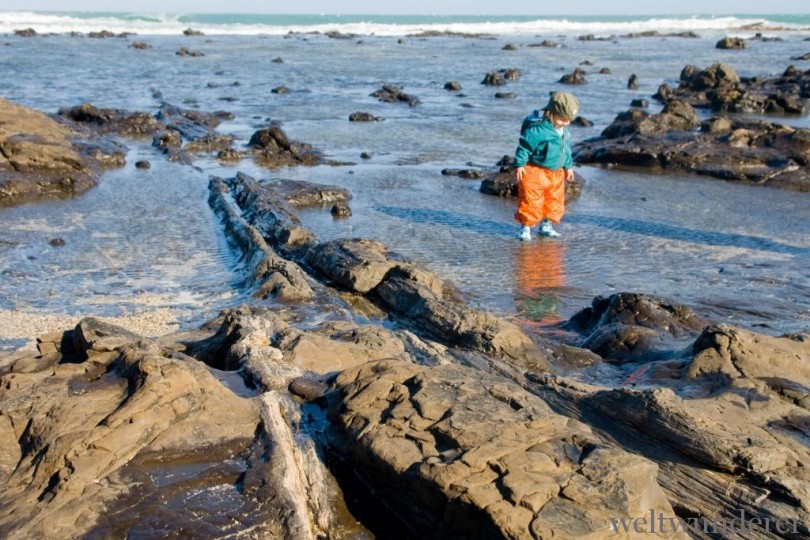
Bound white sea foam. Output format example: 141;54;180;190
1;11;807;37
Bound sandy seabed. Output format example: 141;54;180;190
0;308;182;352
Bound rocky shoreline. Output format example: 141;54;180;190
1;93;809;538
573;63;810;191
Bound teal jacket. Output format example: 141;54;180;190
513;111;573;170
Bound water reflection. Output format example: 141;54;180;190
514;240;566;326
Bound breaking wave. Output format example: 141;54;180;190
1;11;808;36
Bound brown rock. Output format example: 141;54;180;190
328;359;683;539
247;123;324;167
534;321;810;534
208;177;315;301
0;98;98;206
306;238;397;293
0;338;260;539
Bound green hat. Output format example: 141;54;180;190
543;91;580;121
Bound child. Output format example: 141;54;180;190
513;91;579;241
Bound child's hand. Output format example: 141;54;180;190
515;166;526;182
564;169;575;182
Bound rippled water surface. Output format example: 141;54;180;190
1;29;809;351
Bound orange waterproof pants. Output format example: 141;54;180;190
514;164;565;227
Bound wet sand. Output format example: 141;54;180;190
0;308;181;352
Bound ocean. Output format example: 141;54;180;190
2;11;810;36
0;11;809;351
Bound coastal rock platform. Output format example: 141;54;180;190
573;63;810;191
1;96;809;539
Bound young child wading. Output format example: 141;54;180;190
513;91;579;241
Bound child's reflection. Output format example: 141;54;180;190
514;240;566;325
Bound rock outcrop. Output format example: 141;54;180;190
370;83;421;106
246;123;325;167
208;171;552;372
663;63;809;116
3;97;809;538
326;358;685;539
573;62;810;190
574;106;810;191
562;292;709;363
0;98;99;206
3;247;809;538
527;298;810;539
0;326;260;538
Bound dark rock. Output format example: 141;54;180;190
562;292;708;362
88;30;115;39
266;179;351;208
134;160;151;169
216;148;242;162
653;83;676;102
289;376;329;401
176;47;204;57
664;62;808;116
330;202;352;218
246;123;323;167
443;81;462;91
559;67;587;84
441;168;488;179
528;40;559;47
482;68;522;86
305;238;396;294
184;134;236;154
502;68;522;80
59;103;166;137
349;112;383;122
680;62;740;92
575;109;810;190
155;103;223;140
700;116;733;133
374;266;546;368
716;36;748;49
481;71;506;86
572;116;593;127
72;139;128;168
370;84;421;106
208;175;315;300
152;130;182;149
219;173;317;253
